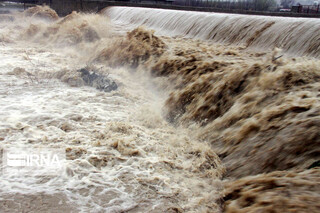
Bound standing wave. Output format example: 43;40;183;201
105;7;320;58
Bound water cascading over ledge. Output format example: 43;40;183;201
105;6;320;58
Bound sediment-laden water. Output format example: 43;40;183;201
0;5;319;213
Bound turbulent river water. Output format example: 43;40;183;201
0;5;319;213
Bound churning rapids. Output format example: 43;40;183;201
0;5;319;213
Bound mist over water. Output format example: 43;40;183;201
0;5;319;213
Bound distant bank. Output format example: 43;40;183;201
1;0;319;17
32;0;320;17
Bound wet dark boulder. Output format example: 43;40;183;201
78;68;118;92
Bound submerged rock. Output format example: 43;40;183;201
77;68;117;92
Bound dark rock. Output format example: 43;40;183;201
78;68;118;92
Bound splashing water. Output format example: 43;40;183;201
0;5;319;213
105;7;320;58
0;6;224;213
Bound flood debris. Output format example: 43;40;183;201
77;68;118;92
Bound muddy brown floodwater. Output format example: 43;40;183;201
0;5;319;213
